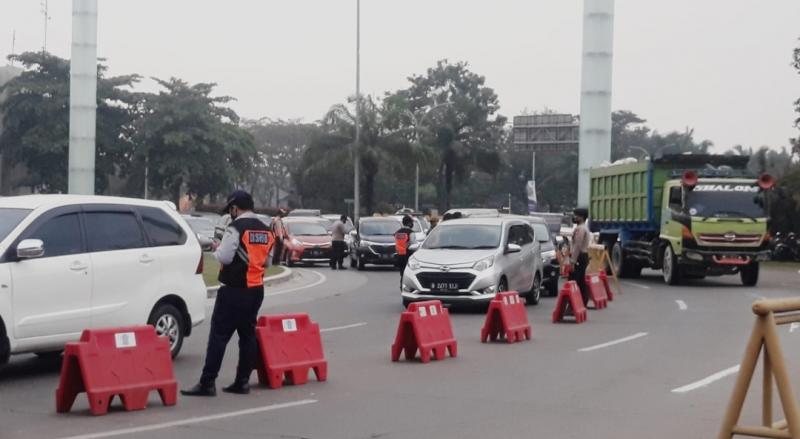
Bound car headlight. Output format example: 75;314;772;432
360;240;379;247
291;238;301;246
542;249;556;262
473;256;494;272
408;258;421;270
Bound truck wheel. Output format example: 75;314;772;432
740;262;759;286
612;242;642;279
662;245;682;285
0;320;9;366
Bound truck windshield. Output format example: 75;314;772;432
687;185;766;219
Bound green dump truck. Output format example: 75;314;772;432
589;154;774;286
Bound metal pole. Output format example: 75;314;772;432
68;0;98;195
414;163;419;212
143;153;149;199
353;0;361;223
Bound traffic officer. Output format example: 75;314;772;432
569;207;591;305
395;215;415;287
182;190;274;397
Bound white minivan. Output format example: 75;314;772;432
0;195;207;364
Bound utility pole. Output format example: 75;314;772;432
353;0;361;223
414;164;419;212
11;30;16;61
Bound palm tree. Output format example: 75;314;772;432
320;95;411;214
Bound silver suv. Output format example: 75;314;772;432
401;217;543;308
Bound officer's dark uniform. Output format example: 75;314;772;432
182;191;273;396
395;217;415;287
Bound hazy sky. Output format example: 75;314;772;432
2;1;799;152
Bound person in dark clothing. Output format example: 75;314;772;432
330;214;348;270
569;207;591;305
395;215;415;288
182;190;274;397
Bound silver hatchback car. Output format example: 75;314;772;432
401;217;543;308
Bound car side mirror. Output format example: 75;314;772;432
17;239;44;259
349;230;357;237
506;243;522;254
409;243;420;252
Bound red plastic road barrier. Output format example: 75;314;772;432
255;314;327;389
599;271;614;301
585;273;609;309
552;281;588;324
481;291;531;343
55;325;177;416
392;300;457;363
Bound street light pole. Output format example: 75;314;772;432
353;0;361;223
414;163;419;211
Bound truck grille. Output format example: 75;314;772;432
697;233;762;245
416;272;476;291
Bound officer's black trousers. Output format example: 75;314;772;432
569;252;590;305
200;285;264;386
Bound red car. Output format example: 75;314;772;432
278;219;333;266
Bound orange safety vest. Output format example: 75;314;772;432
395;231;411;256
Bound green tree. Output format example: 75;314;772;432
792;37;800;155
296;95;410;214
0;51;139;193
244;118;319;206
130;78;256;202
387;60;506;210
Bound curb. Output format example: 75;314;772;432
207;267;295;299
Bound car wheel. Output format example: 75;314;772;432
662;244;681;286
740;262;759;286
498;277;508;293
34;350;63;360
285;252;294;268
148;303;185;358
350;253;356;268
526;274;541;306
357;254;365;271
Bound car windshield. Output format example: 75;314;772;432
531;223;551;243
394;217;422;232
185;217;215;234
423;224;501;250
360;221;401;236
0;208;31;241
687;184;766;219
288;223;329;236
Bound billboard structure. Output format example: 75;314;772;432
512;114;579;213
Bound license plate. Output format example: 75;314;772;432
433;282;459;291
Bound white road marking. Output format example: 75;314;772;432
265;270;327;297
790;322;800;333
671;365;740;394
622;281;650;290
57;399;318;439
321;322;368;333
578;332;649;352
676;300;688;311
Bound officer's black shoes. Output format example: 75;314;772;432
222;381;250;395
181;383;217;397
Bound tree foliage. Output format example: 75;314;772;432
386;60;506;210
128;78;255;201
244;118;318;206
0;51;139;193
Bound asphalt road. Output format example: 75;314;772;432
2;264;800;438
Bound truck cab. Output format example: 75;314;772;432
590;154;773;286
